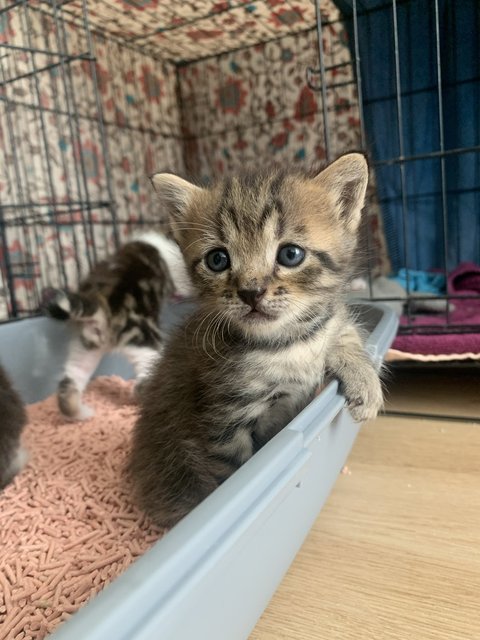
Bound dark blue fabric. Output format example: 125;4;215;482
334;0;479;272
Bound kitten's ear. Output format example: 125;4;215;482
313;153;368;233
150;173;202;228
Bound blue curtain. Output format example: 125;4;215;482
334;0;480;272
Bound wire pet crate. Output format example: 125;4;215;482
335;0;480;366
1;0;393;323
0;0;118;318
0;0;479;340
0;0;185;320
337;0;480;343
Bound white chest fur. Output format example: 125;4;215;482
243;322;334;386
232;323;336;441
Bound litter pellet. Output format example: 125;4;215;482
0;377;162;639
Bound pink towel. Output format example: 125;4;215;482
392;263;480;356
449;262;480;295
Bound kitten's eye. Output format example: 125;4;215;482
205;248;230;272
277;245;305;267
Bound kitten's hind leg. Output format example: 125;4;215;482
58;337;104;420
0;446;29;489
121;345;163;398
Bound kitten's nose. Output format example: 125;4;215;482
237;288;266;309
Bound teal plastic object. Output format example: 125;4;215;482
0;303;398;640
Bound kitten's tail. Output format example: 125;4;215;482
43;288;101;322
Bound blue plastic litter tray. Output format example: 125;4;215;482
0;302;398;640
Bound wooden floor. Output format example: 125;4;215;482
250;367;480;640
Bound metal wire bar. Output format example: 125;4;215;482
359;294;480;303
21;0;69;288
80;0;119;248
307;65;357;92
477;2;480;266
0;206;18;316
320;60;353;74
365;74;480;107
313;0;331;162
392;0;411;312
59;4;110;259
115;35;155;228
352;0;375;300
377;186;480;202
53;0;97;266
43;5;84;277
0;93;182;139
119;63;139;227
0;55;42;313
0;54;90;86
433;0;451;325
352;0;366;150
41;0;79;8
8;13;61;299
374;145;480;167
398;325;480;334
0;42;90;58
0;1;25;15
3;218;133;228
0;201;110;210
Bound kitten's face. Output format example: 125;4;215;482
152;155;368;340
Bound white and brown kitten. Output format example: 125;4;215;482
47;232;193;420
128;154;383;528
0;364;27;489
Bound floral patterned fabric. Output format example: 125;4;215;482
0;0;389;320
65;0;319;61
0;4;184;318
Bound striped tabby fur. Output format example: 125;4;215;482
47;232;193;420
0;364;27;489
128;154;383;527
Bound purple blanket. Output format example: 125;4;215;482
392;263;480;355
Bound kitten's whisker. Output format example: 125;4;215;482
198;310;218;357
171;221;211;230
202;310;225;361
192;310;216;351
210;313;233;363
209;316;223;362
183;237;209;252
171;227;210;233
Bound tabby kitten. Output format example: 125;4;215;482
47;232;193;420
128;154;383;528
0;363;27;489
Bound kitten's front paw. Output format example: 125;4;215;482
62;404;95;421
340;367;383;422
58;377;94;421
77;404;95;420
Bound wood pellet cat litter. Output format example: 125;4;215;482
0;377;162;640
